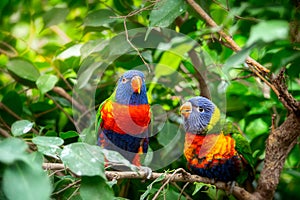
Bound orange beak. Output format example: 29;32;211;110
131;76;142;94
180;102;192;118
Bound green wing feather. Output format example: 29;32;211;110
222;121;255;185
95;91;116;133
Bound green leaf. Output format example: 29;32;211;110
57;44;82;60
36;145;62;159
0;138;28;164
80;176;114;200
7;58;40;82
247;20;289;46
80;39;107;59
11;120;34;136
223;45;254;73
245;118;269;140
102;149;138;171
59;131;79;140
29;151;45;166
155;51;182;77
32;136;64;159
84;9;116;27
149;0;187;27
192;182;215;195
140;173;166;200
43;7;69;28
36;74;58;94
77;56;105;89
32;136;64;146
60;143;105;177
155;37;195;77
3;161;52;200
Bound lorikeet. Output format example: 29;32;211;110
96;70;151;167
180;96;254;187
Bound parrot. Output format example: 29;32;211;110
180;96;254;189
96;70;151;169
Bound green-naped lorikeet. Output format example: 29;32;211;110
180;96;254;189
96;70;151;168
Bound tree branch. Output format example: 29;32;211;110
254;114;300;199
185;0;270;74
188;49;211;99
0;102;39;134
42;163;255;200
52;86;87;114
271;68;300;116
0;127;11;138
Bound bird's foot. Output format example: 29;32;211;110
138;166;152;179
210;178;216;184
226;181;236;194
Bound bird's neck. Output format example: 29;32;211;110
128;92;148;105
116;90;148;105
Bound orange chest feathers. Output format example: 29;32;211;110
184;132;239;168
100;101;151;134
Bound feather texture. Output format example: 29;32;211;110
181;96;254;184
96;70;150;166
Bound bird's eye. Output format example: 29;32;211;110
198;107;204;113
122;78;128;83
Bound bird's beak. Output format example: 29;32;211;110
180;102;192;118
131;76;142;94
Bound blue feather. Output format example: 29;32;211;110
189;156;242;182
115;70;148;105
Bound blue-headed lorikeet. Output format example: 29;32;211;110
96;70;151;167
180;96;254;188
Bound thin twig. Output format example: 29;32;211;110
50;26;71;44
123;18;151;72
67;186;80;200
0;127;11;138
0;102;39;134
271;114;277;132
52;179;81;195
110;1;157;19
0;41;18;57
0;102;22;120
49;168;67;177
45;93;76;126
152;168;189;200
211;0;259;22
110;2;157;73
52;86;87;113
231;73;254;81
34;106;58;118
185;0;270;74
0;117;11;132
173;182;192;200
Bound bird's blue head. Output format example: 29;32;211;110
115;70;148;105
180;96;220;134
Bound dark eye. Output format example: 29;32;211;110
122;78;128;83
198;107;204;113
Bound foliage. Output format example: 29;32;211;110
0;0;299;199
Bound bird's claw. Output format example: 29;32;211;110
226;181;236;194
210;178;216;184
139;166;152;179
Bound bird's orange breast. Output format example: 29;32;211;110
100;101;151;134
184;132;238;168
